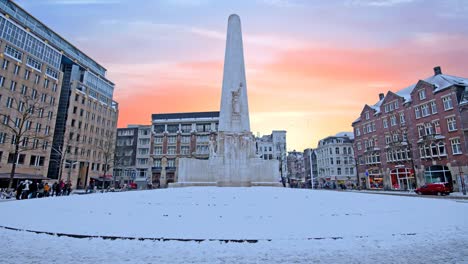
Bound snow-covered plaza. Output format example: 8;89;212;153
1;188;467;263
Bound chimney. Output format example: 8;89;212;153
434;66;442;75
379;93;384;100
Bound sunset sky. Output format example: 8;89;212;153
17;0;468;151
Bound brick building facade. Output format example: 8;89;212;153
353;67;468;192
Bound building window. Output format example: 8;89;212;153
167;136;177;144
419;89;426;100
355;127;360;136
6;97;13;108
13;65;20;75
430;101;437;114
433;121;441;134
365;112;370;120
399;113;405;124
451;138;462;155
24;70;30;80
167;124;178;133
447;117;457;131
415;107;421;119
181;146;190;155
4;45;23;61
196;145;208;154
153;159;162;167
21;85;28;95
417;125;424;137
154;147;162;155
10;81;16;91
438;142;446;156
167;146;176;155
390;115;397;126
27;56;42;71
385;135;391;144
2;59;9;70
442;96;453;111
421;104;430;117
425;123;433;135
383;119;388;128
181;124;192;133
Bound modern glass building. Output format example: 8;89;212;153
0;0;118;188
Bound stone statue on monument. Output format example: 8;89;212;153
209;135;217;158
231;82;242;115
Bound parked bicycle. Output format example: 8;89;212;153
0;188;14;200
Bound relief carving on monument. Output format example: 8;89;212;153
231;83;242;116
209;134;217;158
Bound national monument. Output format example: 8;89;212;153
170;14;281;187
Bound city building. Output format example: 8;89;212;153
134;125;152;187
304;148;318;188
0;1;118;189
113;125;151;189
255;130;287;181
286;150;305;187
352;66;468;192
151;111;220;187
316;132;356;188
114;126;138;186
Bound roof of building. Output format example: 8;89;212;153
152;111;220;120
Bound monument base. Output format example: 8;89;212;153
169;181;283;188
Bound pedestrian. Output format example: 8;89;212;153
66;182;72;195
21;179;31;199
29;180;38;199
59;180;65;195
44;183;50;197
37;181;44;198
52;182;57;196
55;181;61;196
16;181;24;200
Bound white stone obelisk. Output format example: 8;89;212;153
219;14;250;133
171;14;281;188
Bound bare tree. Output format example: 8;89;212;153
50;126;83;183
0;91;55;189
97;132;116;191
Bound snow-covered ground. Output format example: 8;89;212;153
1;187;467;263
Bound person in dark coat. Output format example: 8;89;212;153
55;181;61;196
16;181;24;200
66;182;72;195
29;180;38;199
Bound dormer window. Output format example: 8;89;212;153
419;89;426;100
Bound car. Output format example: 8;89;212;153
415;182;453;196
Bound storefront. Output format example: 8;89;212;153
424;165;452;185
367;169;383;189
390;167;415;190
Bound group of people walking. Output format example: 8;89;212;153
15;179;72;200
